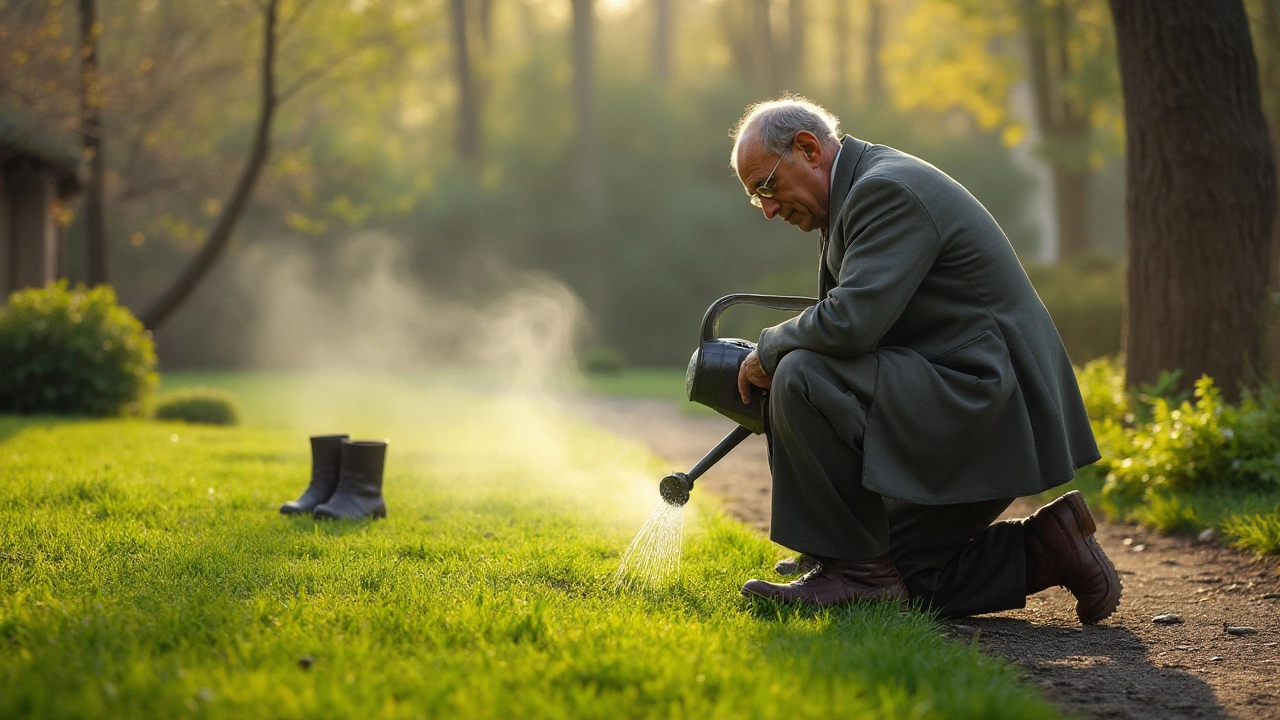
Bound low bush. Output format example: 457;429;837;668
1026;255;1123;363
1075;357;1280;554
579;345;626;375
153;387;241;425
0;281;157;416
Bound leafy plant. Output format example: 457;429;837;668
0;281;157;416
153;387;241;425
579;345;626;375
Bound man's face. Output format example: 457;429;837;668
736;130;832;233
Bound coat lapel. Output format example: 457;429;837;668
819;135;870;297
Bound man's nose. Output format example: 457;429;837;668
761;198;782;219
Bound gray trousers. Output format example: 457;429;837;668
766;349;1028;617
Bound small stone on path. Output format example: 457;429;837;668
1153;613;1184;625
1224;626;1257;636
1198;528;1217;543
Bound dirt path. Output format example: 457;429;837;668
568;396;1280;720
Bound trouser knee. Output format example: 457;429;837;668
769;349;822;414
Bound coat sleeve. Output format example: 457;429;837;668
757;175;942;373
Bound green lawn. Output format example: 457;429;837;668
1;373;1059;718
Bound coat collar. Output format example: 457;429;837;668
827;135;870;225
817;136;871;297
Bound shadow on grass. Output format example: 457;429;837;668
276;514;388;537
965;616;1227;719
0;415;80;445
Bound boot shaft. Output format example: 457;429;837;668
310;434;349;479
338;440;387;496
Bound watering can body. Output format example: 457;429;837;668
684;294;818;434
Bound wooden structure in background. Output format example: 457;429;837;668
0;115;80;298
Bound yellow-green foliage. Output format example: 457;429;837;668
0;281;157;416
1075;358;1280;554
1099;375;1280;499
153;388;241;425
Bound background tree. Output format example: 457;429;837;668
886;0;1120;260
138;0;281;330
1247;0;1280;290
78;0;108;285
652;0;672;83
571;0;598;202
449;0;481;162
1110;0;1276;398
1;0;1102;368
864;0;885;107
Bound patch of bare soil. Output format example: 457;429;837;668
567;395;1280;720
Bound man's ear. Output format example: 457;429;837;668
794;130;822;166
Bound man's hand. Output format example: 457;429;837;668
737;348;772;404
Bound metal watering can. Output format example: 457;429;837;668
659;293;818;507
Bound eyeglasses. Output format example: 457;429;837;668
749;148;788;208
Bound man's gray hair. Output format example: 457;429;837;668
730;96;841;171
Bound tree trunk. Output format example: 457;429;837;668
750;0;777;92
1258;0;1280;292
1110;0;1276;398
478;0;495;48
833;0;850;100
79;0;108;286
1052;164;1091;259
140;0;279;331
1022;0;1094;260
571;0;598;202
652;0;672;83
864;0;884;107
450;0;481;162
785;0;805;89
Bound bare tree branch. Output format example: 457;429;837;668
141;0;280;331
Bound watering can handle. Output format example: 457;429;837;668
698;293;819;343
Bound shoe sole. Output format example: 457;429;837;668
1062;491;1122;624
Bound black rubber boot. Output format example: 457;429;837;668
280;434;349;515
314;440;388;520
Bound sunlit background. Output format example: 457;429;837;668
6;0;1274;371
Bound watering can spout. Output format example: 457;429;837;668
659;472;691;507
658;425;753;506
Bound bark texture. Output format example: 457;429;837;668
79;0;108;285
1110;0;1276;397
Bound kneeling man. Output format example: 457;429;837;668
731;97;1120;623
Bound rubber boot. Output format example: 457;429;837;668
279;434;348;515
314;440;388;520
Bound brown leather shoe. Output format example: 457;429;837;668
774;553;820;576
1023;491;1122;623
742;553;909;608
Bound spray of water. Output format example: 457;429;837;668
612;500;685;591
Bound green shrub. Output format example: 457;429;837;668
153;387;241;425
1222;511;1280;555
1026;255;1123;363
579;345;626;375
1101;376;1280;500
0;281;157;416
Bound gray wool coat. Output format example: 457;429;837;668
757;136;1100;505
